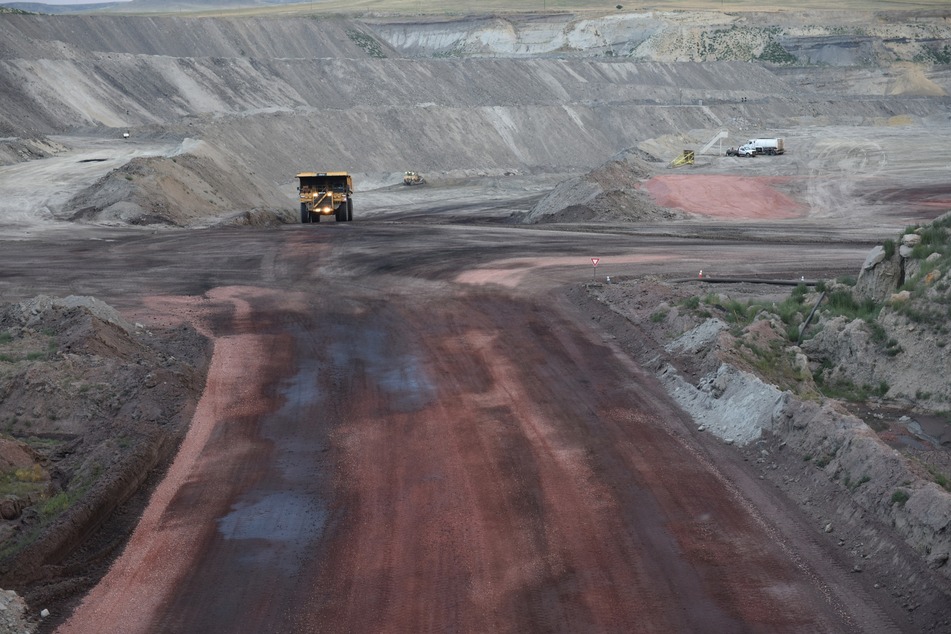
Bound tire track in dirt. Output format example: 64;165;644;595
290;290;861;633
56;287;301;633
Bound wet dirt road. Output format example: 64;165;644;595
1;222;893;632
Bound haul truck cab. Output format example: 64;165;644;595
297;172;353;223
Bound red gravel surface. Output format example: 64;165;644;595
642;175;806;220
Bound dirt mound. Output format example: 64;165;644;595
523;148;686;224
0;137;67;167
0;296;210;614
65;140;291;227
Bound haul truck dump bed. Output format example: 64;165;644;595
297;172;353;223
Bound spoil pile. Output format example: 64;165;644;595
521;148;685;224
0;295;209;615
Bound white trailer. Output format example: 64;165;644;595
742;138;784;155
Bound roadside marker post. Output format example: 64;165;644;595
591;257;600;282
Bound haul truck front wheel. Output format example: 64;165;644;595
300;203;309;223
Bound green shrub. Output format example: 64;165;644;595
681;296;700;310
928;467;951;491
883;239;896;259
346;29;387;58
721;298;751;324
867;321;887;344
824;290;880;322
40;492;70;517
650;310;667;323
891;490;910;507
756;39;798;64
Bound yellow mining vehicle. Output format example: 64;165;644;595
669;149;695;168
297;171;353;223
402;171;424;186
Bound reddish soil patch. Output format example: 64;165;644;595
642;175;806;220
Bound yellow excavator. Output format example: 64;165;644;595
297;171;353;223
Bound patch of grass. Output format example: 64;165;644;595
891;489;910;507
720;298;753;325
891;300;949;329
680;295;700;310
14;464;45;483
914;43;951;65
346;29;387;58
867;321;887;344
836;275;856;287
882;239;896;259
927;466;951;492
0;353;15;363
22;435;65;451
823;289;880;322
0;460;50;500
756;38;798;64
884;338;902;356
814;376;882;402
0;331;11;344
650;310;667;323
40;491;70;516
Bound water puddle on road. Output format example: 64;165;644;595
276;357;323;416
218;491;327;542
328;323;435;412
217;490;327;542
213;326;332;576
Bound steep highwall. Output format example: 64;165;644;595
581;279;951;595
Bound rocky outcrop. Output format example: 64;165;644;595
854;244;897;302
824;211;951;408
651;315;951;582
586;269;951;589
0;588;35;634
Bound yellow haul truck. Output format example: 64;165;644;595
297;171;353;223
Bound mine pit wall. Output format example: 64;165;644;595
0;426;182;587
0;15;374;59
2;11;950;177
657;320;951;584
